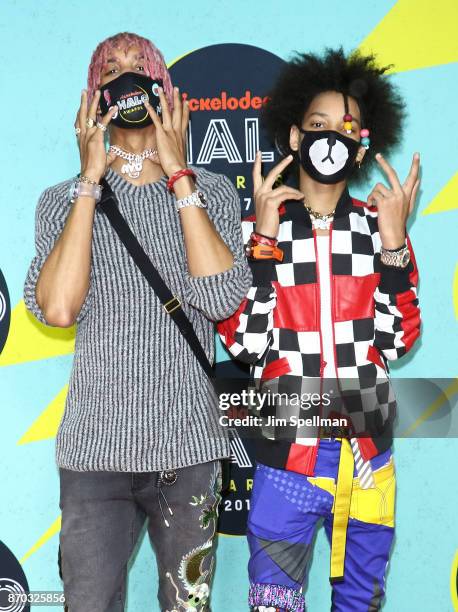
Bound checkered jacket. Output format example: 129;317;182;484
217;187;421;476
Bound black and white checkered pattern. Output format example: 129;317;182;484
217;190;420;457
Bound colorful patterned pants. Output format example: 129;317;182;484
247;439;396;611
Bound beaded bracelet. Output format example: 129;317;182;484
79;175;100;185
250;231;278;247
167;168;196;193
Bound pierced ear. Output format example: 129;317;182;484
356;146;367;163
289;125;300;152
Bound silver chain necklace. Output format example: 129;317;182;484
109;145;158;179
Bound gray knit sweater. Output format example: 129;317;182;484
24;166;252;472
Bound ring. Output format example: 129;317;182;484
74;127;81;136
86;118;95;128
96;121;107;132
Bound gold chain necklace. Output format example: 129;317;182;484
304;203;336;229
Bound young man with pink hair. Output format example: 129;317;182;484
24;32;251;612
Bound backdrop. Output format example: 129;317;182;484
0;1;457;610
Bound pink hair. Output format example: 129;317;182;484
87;32;173;107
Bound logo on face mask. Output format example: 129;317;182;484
298;129;360;184
99;72;163;129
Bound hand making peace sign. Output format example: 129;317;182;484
252;152;305;238
368;152;421;249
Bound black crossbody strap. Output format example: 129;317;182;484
98;178;214;379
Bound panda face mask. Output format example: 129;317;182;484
298;129;361;184
99;72;163;129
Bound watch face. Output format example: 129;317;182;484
198;191;207;206
401;250;411;267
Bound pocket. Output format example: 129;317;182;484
218;459;229;494
350;459;396;527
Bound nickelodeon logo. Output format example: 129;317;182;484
181;90;270;112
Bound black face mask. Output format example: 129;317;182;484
99;72;163;129
298;129;360;184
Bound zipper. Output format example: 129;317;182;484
328;223;349;433
312;228;325;446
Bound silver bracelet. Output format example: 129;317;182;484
175;190;207;212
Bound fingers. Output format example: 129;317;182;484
252;151;263;193
99;104;118;128
263;154;294;191
144;99;163;130
266;185;304;203
172;86;182;132
88;90;101;122
367;186;381;207
106;148;117;168
408;178;421;215
375;153;401;192
403;152;420;195
157;87;172;129
74;108;81;137
372;182;390;199
79;90;88;133
181;98;190;137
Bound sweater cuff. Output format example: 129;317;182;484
249;259;275;286
23;256;48;325
24;255;94;326
184;253;252;320
378;261;412;294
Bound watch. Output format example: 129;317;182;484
245;240;284;262
175;190;207;211
380;241;410;268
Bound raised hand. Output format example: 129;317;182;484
75;90;118;183
367;152;421;249
144;86;190;177
253;152;304;238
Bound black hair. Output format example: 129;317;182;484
262;46;407;185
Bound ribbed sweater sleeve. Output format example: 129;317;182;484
182;173;252;321
23;181;94;325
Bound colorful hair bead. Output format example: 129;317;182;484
343;121;353;133
344;114;353;122
360;128;370;138
361;136;371;149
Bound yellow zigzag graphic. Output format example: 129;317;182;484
400;378;458;437
0;300;75;366
20;516;61;565
359;0;458;73
18;385;68;444
422;172;458;215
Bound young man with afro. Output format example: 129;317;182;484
218;47;421;611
